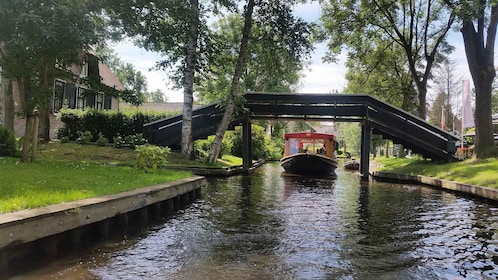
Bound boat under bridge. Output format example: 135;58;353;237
144;93;460;180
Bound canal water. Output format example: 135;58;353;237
12;162;498;280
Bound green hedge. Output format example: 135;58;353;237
0;125;17;157
56;109;175;142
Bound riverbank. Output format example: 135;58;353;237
0;176;206;277
371;156;498;202
0;142;245;214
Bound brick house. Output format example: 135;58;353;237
0;53;124;138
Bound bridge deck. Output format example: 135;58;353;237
145;93;459;172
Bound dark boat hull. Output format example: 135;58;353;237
343;160;360;171
280;153;337;176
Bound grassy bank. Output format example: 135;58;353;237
374;156;498;189
2;142;241;214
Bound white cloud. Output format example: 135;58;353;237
112;41;184;102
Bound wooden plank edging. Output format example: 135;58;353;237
372;171;498;201
0;176;206;250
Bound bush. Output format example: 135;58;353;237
76;131;93;145
57;109;173;142
230;125;268;160
0;125;17;157
113;135;124;148
96;133;109;146
136;145;170;169
194;133;233;160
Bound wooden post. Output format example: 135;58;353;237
360;119;371;181
242;116;252;172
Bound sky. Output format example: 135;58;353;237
113;2;473;103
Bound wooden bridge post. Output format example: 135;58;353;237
242;116;253;172
360;119;371;181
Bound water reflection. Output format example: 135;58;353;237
12;162;498;280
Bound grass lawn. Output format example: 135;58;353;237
374;156;498;189
0;142;241;214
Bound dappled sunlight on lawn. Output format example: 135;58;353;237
374;156;498;188
0;190;96;214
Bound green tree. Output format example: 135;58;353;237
336;122;361;157
320;0;455;118
196;13;308;104
105;0;227;158
145;89;168;103
343;40;417;112
444;0;498;158
493;92;498;114
206;0;314;163
95;46;148;106
208;0;256;163
229;124;269;160
0;0;105;162
115;63;148;106
429;91;454;130
432;59;461;132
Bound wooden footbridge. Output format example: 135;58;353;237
145;93;459;180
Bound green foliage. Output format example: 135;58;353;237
429;91;454;130
336;122;361;157
113;135;124;148
194;133;233;159
493;90;498;114
76;131;93;145
96;133;109;146
0;125;17;157
136;145;170;169
321;0;454;117
145;89;168;103
343;42;418;112
57;109;173;142
229;124;269;160
196;9;313;104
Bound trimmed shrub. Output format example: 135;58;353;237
0;125;17;157
96;133;109;146
136;145;170;169
57;109;173;142
76;131;93;145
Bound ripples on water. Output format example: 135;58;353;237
14;162;498;280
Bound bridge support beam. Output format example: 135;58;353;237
360;119;371;181
242;117;253;172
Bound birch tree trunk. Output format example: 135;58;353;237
208;0;255;163
181;0;200;159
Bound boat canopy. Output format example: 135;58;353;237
283;132;336;158
284;132;335;140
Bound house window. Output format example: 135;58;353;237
85;94;96;109
66;83;76;109
53;80;65;112
96;93;103;110
77;87;86;109
104;95;112;109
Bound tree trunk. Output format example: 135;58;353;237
413;78;428;119
3;79;15;133
21;112;35;162
181;0;199;159
39;105;51;143
208;0;255;163
474;80;495;157
461;6;498;158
